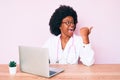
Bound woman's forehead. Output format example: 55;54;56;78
62;16;74;21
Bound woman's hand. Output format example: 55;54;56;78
80;27;93;44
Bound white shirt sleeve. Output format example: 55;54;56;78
80;43;95;66
42;37;58;64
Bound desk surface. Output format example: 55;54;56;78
0;64;120;80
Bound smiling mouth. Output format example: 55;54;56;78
68;28;74;31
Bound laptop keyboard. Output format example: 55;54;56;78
49;71;57;75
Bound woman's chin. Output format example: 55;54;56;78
68;33;73;37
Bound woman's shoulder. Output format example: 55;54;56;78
48;35;59;40
73;34;85;47
73;34;82;40
42;35;59;47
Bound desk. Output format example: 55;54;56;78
0;64;120;80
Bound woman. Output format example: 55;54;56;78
43;5;95;66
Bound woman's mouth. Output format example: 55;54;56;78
68;28;74;33
68;28;74;31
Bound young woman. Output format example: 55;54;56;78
43;5;95;66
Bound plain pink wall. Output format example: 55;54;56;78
0;0;120;64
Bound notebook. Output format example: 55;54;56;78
19;46;64;78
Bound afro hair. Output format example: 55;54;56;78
49;5;78;36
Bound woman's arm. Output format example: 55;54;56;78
79;27;95;66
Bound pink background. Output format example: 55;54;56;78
0;0;120;64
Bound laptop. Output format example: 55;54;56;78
19;46;64;78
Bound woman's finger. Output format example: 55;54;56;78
89;26;93;33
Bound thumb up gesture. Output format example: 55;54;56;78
80;27;93;44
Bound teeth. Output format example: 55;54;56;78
69;29;74;31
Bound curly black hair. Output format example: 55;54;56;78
49;5;78;36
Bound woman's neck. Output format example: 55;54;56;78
60;35;71;50
60;35;70;42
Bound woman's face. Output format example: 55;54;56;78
60;16;75;37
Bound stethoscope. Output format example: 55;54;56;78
56;35;76;63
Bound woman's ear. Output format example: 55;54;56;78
59;26;62;30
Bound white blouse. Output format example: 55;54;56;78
43;34;95;66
